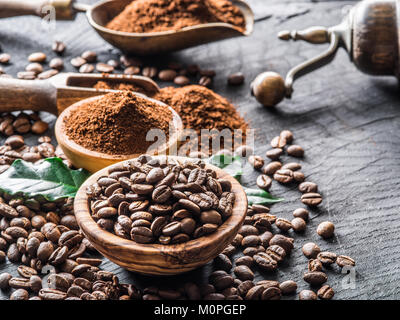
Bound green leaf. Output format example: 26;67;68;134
245;188;284;205
207;154;243;180
0;158;91;201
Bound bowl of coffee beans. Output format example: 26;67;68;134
74;155;247;275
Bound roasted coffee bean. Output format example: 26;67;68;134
303;271;327;286
29;275;42;292
239;225;259;237
174;75;190;86
0;53;11;64
81;50;97;62
245;285;264;300
199;76;212;87
302;242;321;259
253;252;278;271
237;280;254;296
270;136;286;148
261;286;281;300
269;234;294;253
52;41;66;54
39;288;67;300
38;69;59;79
96;62;114;73
317;251;337;265
234;265;254;281
71;56;86;68
299;289;317;300
200;210;221;225
37;241;53;262
287;145;304;157
266;245;286;263
308;258;323;272
26;62;43;74
256;174;272;190
301;192;322;206
317;221;335;238
231;233;243;247
336;255;355;267
0;250;5;263
214;253;232;271
17;265;37;278
131;226;153;243
7;243;21;262
279;280;297;295
228;72;245;85
259;231;273;247
266;148;283;160
0;272;12;289
235;255;253;268
299;181;318;193
28;52;46;62
142;66;158;78
79;63;94;73
282;162;301;171
293;208;309;221
291;217;306;232
317;285;334;300
280;130;293;143
248;155;264;170
158;69;177;81
49;57;64;70
274;169;293;184
241;235;261;247
10;289;29;300
9;277;31;289
275;218;292;232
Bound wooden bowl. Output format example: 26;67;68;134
74;156;247;276
55;94;183;173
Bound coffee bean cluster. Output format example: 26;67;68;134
0;133;70;174
0;112;49;137
87;156;236;244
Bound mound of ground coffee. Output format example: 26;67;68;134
64;91;172;155
93;80;149;96
106;0;245;33
155;85;248;153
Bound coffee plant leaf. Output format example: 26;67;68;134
245;188;284;205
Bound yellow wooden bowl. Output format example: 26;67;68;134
74;156;247;276
55;95;183;173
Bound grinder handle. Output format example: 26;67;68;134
0;0;76;19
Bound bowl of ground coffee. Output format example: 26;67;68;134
87;0;254;54
74;155;247;275
55;91;183;172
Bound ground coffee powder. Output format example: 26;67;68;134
106;0;245;33
64;91;172;155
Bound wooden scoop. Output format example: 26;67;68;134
0;0;254;54
0;73;160;115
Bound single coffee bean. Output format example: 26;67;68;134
299;181;318;193
280;130;293;143
25;62;43;74
17;71;36;80
287;145;304;157
158;69;177;81
271;136;286;148
214;254;232;271
0;272;12;289
124;66;140;75
245;285;264;300
235;255;254;268
336;255;355;267
96;63;114;73
39;288;67;300
49;57;64;70
259;231;273;247
9;277;31;290
131;226;153;243
52;41;66;54
269;234;294;253
31;120;49;134
38;69;58;80
265;245;286;263
317;251;337;265
248;155;264;170
275;218;292;232
28;52;46;62
0;53;11;64
308;258;323;272
274;169;293;184
261;286;281;300
282;162;301;171
302;242;321;259
174;75;190;86
241;235;261;247
228;72;245;85
79;63;94;73
317;285;334;300
291;217;306;232
303;271;327;286
301;192;323;206
256;174;272;190
266;148;283;160
299;289;317;300
71;57;87;68
293;171;305;182
279;280;297;295
253;252;278;271
293;208;309;220
261;161;282;175
234;265;254;281
81;50;97;62
142;66;158;78
17;265;38;278
317;221;335;238
10;289;29;300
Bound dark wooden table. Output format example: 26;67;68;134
1;0;399;300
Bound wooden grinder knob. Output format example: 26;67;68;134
251;72;286;107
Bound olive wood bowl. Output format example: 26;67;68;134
55;94;183;173
74;156;247;276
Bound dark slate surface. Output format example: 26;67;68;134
1;0;399;300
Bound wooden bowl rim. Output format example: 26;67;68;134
55;94;183;161
74;155;248;256
87;0;254;37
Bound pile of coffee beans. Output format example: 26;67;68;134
86;156;235;244
0;112;48;137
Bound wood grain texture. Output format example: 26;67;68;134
0;0;399;299
74;156;248;275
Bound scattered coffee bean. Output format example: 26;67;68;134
275;218;292;232
142;66;158;78
25;62;43;74
256;174;272;190
301;192;322;206
266;148;283;160
70;57;87;68
271;136;286;148
336;255;355;267
81;50;97;63
279;280;297;295
317;285;334;300
199;76;212;87
280;130;293;144
28;52;46;63
308;258;323;272
248;155;264;170
317;251;337;265
52;41;66;54
299;289;317;300
291;217;306;233
293;208;309;221
303;271;327;286
234;265;254;281
299;181;318;193
124;66;140;75
273;169;293;184
0;53;11;64
79;63;94;73
49;57;64;70
302;242;321;259
158;69;177;81
262;161;282;175
228;72;244;85
96;63;114;73
317;221;335;239
174;75;190;86
287;145;304;157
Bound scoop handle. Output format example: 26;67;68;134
0;78;57;114
0;0;76;19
